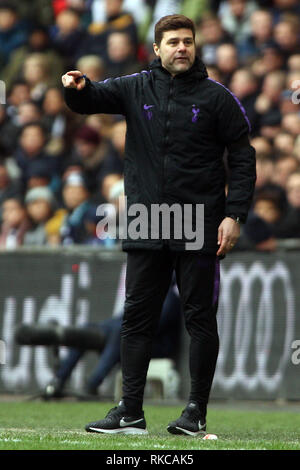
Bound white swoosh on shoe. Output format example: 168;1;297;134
119;417;144;427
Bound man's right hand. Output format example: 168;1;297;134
62;70;86;90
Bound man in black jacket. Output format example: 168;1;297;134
62;14;256;437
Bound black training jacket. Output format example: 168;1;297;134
64;57;256;253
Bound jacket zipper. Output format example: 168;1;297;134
160;77;174;246
162;77;174;195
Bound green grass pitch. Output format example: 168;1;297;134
0;400;300;450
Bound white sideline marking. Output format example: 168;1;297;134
0;438;22;442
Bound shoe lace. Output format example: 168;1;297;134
106;406;118;416
106;405;125;420
181;407;201;423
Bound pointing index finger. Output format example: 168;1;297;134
67;71;83;77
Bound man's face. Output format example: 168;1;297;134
254;199;280;224
20;126;45;157
2;200;26;228
153;29;196;77
63;185;88;210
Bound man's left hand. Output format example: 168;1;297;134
216;217;241;256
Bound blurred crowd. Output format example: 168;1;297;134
0;0;299;251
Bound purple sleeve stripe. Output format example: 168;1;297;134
207;77;251;133
99;70;152;84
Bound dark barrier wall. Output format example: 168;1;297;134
0;248;300;400
178;250;300;400
0;248;127;395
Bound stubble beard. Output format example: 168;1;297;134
166;58;193;76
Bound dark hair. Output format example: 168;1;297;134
154;14;195;46
254;183;287;212
29;22;50;37
0;1;18;13
7;79;29;96
18;121;48;140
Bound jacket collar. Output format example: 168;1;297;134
149;56;208;81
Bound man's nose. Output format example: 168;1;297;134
177;42;187;51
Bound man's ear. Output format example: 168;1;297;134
153;43;160;57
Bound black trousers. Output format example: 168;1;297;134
121;248;220;417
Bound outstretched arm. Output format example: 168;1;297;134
62;70;126;116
